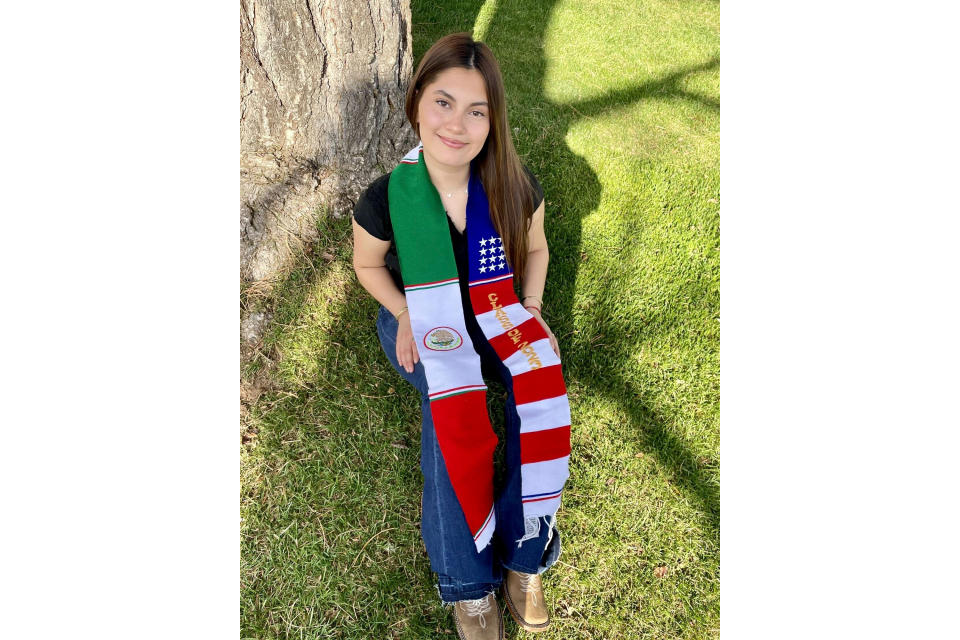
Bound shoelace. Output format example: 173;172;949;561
461;595;492;629
517;572;541;606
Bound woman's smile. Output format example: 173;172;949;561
438;134;466;149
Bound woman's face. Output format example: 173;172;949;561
415;67;491;170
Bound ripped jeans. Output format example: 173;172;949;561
375;304;563;604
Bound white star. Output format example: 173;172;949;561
498;255;505;262
479;266;487;273
479;248;487;255
488;236;497;244
497;262;505;270
480;257;487;264
479;238;488;246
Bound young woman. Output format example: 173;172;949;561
352;33;571;640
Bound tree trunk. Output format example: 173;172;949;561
240;0;415;294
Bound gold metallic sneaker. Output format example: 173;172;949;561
502;569;551;632
452;592;503;640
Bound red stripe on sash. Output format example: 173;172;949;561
520;425;572;464
512;364;567;405
469;277;517;316
429;390;498;536
485;315;548;361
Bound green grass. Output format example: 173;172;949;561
241;0;719;637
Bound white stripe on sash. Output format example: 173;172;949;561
401;142;423;163
520;456;569;518
516;394;571;434
475;301;529;340
502;336;562;373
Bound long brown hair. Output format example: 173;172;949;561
404;32;539;291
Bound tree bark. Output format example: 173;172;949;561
240;0;415;290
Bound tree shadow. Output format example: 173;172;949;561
471;0;720;531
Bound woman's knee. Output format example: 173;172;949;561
376;307;430;395
408;362;429;397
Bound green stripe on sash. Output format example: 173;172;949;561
387;150;458;286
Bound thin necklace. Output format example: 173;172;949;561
442;185;467;221
443;186;468;198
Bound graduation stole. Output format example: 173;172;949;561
388;142;571;553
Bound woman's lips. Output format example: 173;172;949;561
439;135;466;149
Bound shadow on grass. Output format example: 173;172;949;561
472;0;719;530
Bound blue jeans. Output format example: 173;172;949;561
375;304;562;604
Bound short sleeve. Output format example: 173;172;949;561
352;173;393;241
522;164;545;210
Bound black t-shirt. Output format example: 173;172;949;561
352;164;544;306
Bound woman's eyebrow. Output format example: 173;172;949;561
433;89;488;107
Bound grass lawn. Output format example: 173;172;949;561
241;0;719;637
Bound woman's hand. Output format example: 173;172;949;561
396;313;420;373
527;307;560;359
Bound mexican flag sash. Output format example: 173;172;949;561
387;142;571;553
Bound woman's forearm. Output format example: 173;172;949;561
521;249;549;304
354;265;407;318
